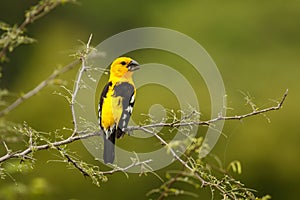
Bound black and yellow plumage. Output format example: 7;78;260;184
98;57;139;164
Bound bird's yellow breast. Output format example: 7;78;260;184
100;84;124;130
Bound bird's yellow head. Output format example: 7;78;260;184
110;57;140;78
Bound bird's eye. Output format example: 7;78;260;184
120;61;126;65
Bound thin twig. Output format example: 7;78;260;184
0;60;80;117
157;172;183;200
141;127;207;182
101;159;153;175
56;144;152;179
212;89;288;121
127;89;288;131
28;129;33;147
70;34;93;137
140;126;230;198
0;131;100;163
2;140;10;153
56;146;89;177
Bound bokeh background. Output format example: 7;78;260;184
0;0;300;199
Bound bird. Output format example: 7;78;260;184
98;57;140;164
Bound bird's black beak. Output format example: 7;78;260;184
127;60;140;71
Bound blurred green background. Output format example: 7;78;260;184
0;0;300;199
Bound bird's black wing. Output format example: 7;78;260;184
113;82;135;138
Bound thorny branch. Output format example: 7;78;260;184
55;145;152;177
101;159;152;175
139;126;231;198
128;89;289;130
56;146;89;177
56;144;152;183
70;34;92;137
0;130;100;163
0;89;288;165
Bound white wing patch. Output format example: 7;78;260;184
125;106;133;114
130;95;135;103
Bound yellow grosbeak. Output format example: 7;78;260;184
98;57;140;163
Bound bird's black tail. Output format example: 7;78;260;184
103;132;115;164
